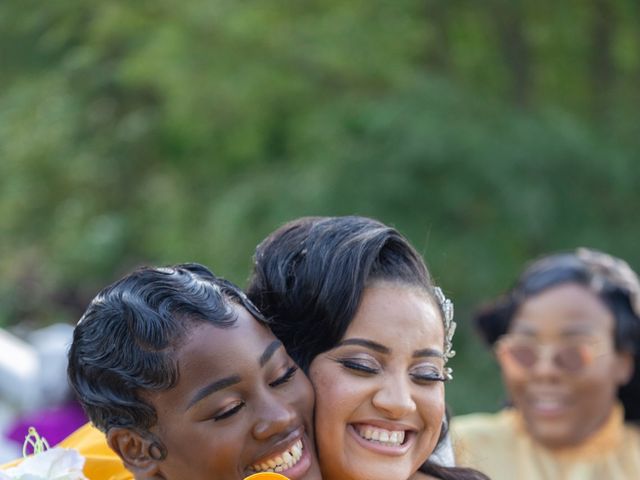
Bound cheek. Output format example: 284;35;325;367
160;424;239;477
310;366;361;431
500;367;528;399
574;366;620;399
311;370;345;418
291;373;316;416
416;385;446;427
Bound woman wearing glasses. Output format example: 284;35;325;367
451;248;640;480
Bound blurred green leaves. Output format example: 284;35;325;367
1;0;639;412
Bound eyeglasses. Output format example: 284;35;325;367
494;334;611;374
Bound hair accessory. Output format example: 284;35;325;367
434;286;456;380
576;248;640;319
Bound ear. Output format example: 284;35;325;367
613;351;634;386
107;428;164;480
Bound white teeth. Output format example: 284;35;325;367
251;439;304;473
534;400;564;411
356;425;406;446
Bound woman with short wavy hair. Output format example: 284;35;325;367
452;248;640;480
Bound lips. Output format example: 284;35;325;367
246;429;314;479
347;421;417;456
249;439;303;473
354;424;406;446
525;391;572;418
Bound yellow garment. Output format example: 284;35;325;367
451;407;640;480
58;423;132;480
1;423;131;479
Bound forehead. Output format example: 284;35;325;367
511;283;615;335
157;307;276;403
180;307;273;368
345;283;444;348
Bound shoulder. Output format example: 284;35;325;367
450;410;520;470
624;421;640;443
59;422;109;451
451;409;516;440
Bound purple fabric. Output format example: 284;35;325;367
6;401;87;448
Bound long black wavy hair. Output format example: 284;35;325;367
247;216;488;480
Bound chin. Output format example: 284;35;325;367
530;428;575;449
330;463;413;480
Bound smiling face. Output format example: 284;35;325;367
145;306;322;480
309;282;446;480
501;283;633;449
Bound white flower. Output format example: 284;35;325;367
0;447;87;480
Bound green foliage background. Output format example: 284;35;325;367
1;0;639;414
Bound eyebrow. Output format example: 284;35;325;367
338;338;443;359
186;340;283;411
413;348;445;359
186;375;241;410
338;338;390;353
260;340;283;367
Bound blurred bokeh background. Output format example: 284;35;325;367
1;0;639;452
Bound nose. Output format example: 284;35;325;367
530;345;563;379
252;392;298;440
371;374;417;419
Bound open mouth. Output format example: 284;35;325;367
526;391;572;418
348;423;416;455
354;425;406;446
249;439;304;474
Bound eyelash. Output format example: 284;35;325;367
213;401;245;421
339;359;379;374
210;366;298;421
410;373;447;383
340;360;446;383
269;365;298;387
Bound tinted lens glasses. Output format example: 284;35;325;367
495;335;609;374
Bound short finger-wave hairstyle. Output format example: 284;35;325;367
68;263;265;443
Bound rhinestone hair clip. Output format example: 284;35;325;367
434;286;457;380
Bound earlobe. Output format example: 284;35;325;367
107;428;164;479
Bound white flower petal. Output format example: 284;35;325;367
2;448;87;480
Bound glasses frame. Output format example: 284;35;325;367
494;333;613;375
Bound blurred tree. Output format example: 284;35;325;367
1;0;639;412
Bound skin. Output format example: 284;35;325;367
139;306;322;480
309;282;447;480
501;283;633;449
